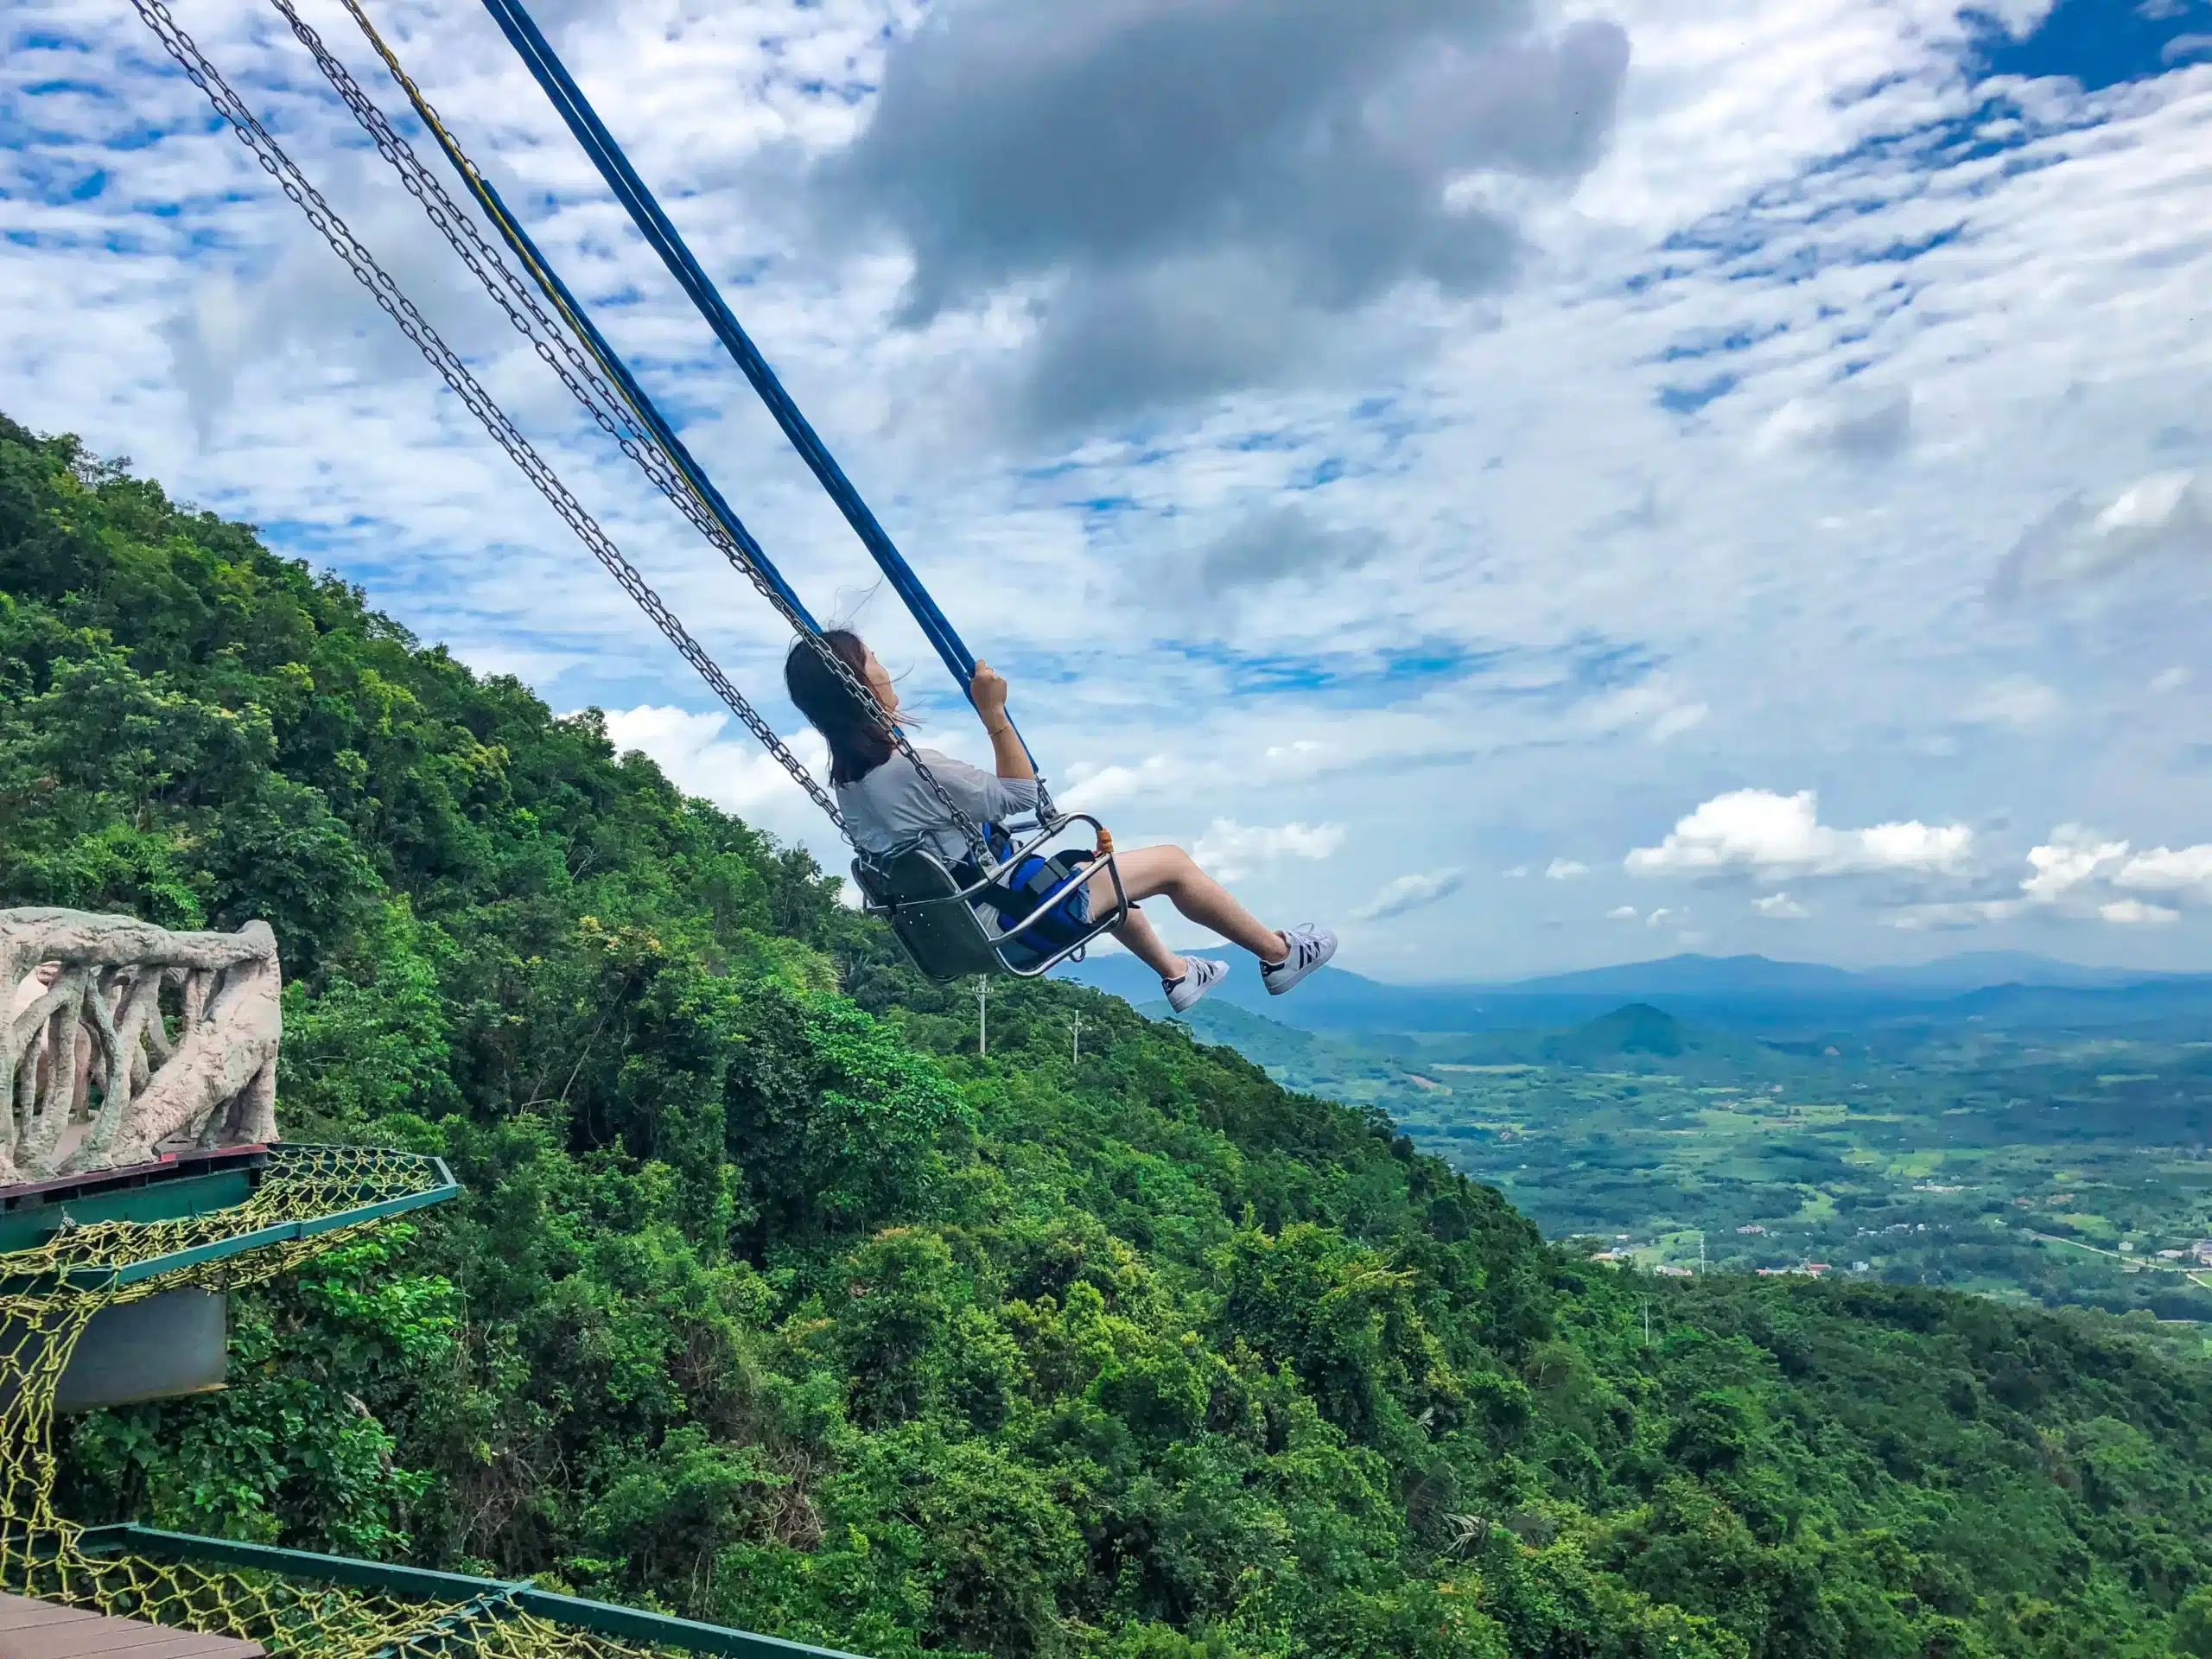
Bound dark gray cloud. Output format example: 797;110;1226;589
1198;503;1370;594
1353;868;1466;921
1110;502;1373;618
1767;385;1915;463
1014;257;1323;431
1170;503;1374;602
815;0;1630;425
1818;387;1915;462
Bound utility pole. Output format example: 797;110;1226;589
1068;1012;1085;1064
1699;1231;1707;1274
976;976;991;1058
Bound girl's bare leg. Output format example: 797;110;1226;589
1109;902;1186;982
1087;846;1289;978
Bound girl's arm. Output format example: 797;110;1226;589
971;663;1035;782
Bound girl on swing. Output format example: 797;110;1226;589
785;632;1337;1013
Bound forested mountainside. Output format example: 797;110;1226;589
7;410;2212;1659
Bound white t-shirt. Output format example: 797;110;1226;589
835;749;1041;866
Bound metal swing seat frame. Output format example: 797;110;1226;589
852;813;1130;982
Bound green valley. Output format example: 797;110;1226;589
10;410;2212;1659
1160;999;2212;1324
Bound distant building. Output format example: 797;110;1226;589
1654;1265;1694;1279
1737;1224;1768;1236
2159;1249;2185;1261
1804;1263;1832;1276
2194;1241;2212;1265
1852;1262;1872;1273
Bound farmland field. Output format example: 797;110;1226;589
1159;998;2212;1321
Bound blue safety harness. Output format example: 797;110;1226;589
962;827;1100;969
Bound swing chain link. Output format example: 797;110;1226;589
124;0;854;836
261;0;995;860
130;0;1012;867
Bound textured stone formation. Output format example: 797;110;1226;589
0;910;281;1180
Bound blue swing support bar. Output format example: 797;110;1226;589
465;0;1126;976
474;0;1040;770
143;0;1122;980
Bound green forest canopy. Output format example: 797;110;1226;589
5;410;2212;1659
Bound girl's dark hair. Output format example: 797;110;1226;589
785;629;895;785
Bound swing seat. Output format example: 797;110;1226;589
853;815;1128;982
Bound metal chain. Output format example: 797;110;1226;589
276;0;689;519
124;0;852;835
268;0;995;858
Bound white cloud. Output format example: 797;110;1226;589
2098;471;2205;540
1627;790;1973;879
1503;866;1532;880
1192;819;1347;882
1963;677;2065;734
1888;830;2212;931
1353;869;1465;923
2101;899;2180;927
1885;827;2115;930
1061;738;1332;814
2151;667;2193;695
1580;684;1712;747
1883;900;2024;932
1756;385;1914;462
1972;0;2050;35
1648;702;1712;743
1647;907;1683;928
1061;753;1187;810
601;706;831;817
1753;893;1809;919
2020;827;2132;903
2115;844;2212;903
1996;470;2212;601
1545;858;1592;881
1608;906;1641;922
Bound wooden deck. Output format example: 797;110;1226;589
0;1593;263;1659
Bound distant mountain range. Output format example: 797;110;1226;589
1148;995;1791;1085
1503;950;2177;997
1066;950;2212;1036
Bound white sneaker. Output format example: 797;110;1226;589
1261;925;1336;996
1166;957;1229;1014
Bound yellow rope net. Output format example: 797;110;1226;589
0;1147;694;1658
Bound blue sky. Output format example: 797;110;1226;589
3;0;2211;980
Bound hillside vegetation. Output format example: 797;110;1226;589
7;411;2212;1659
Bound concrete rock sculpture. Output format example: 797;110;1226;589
0;910;281;1180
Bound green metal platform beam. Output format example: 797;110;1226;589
78;1527;874;1659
